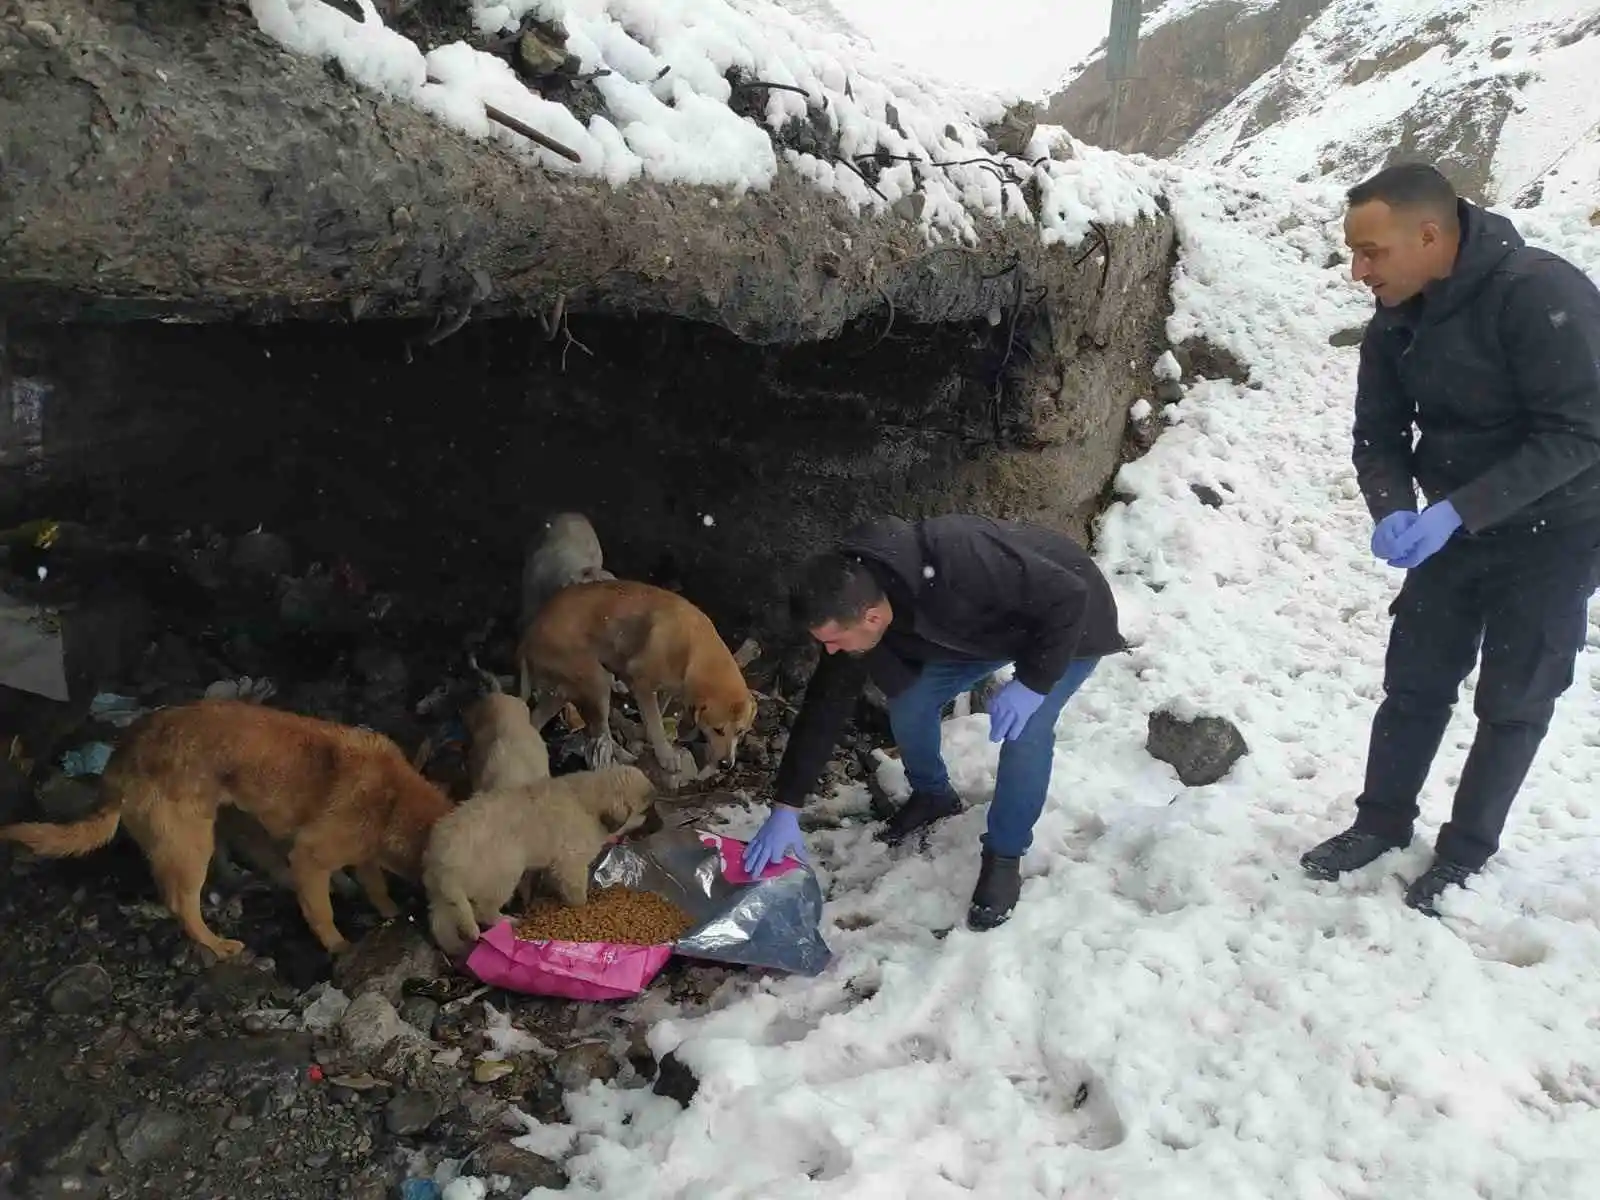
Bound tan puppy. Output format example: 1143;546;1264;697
515;579;758;785
0;700;452;958
423;764;657;957
463;656;550;791
520;512;615;630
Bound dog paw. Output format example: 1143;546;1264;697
586;735;617;769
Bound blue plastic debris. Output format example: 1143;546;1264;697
59;741;113;777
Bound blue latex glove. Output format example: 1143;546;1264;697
1387;500;1462;569
1370;511;1417;560
988;679;1046;743
742;805;807;876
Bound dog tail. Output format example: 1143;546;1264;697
427;885;483;957
0;799;122;858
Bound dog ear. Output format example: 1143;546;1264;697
466;652;501;695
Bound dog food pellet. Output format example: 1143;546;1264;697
514;887;694;946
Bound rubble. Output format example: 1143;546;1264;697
0;516;893;1198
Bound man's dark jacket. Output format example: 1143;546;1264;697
1353;199;1600;534
771;514;1124;807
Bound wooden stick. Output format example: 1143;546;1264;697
423;75;583;163
484;102;582;163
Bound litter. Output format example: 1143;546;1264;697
0;590;68;702
204;675;277;703
89;692;148;728
58;741;113;778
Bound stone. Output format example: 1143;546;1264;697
625;1027;657;1081
1146;710;1249;787
472;1058;516;1085
457;1086;511;1130
518;29;569;76
383;1090;442;1137
1175;337;1249;386
45;962;113;1015
551;1042;620;1093
651;1051;699;1107
27;1102;112;1176
986;100;1039;157
890;192;926;223
467;1142;570;1193
1153;377;1184;405
1327;325;1366;349
117;1106;185;1167
397;995;440;1038
521;1064;566;1123
338;993;422;1056
331;922;443;1006
1189;484;1225;509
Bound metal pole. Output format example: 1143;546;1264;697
1105;0;1140;151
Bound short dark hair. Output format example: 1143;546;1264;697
1346;162;1459;230
789;552;885;629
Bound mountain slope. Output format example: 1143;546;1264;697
1048;0;1600;206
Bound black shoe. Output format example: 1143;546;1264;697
1403;858;1475;917
1300;827;1410;881
876;787;962;846
967;851;1021;931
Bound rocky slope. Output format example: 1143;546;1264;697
1047;0;1600;206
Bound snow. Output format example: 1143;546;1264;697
246;0;1163;246
245;4;1600;1194
1168;0;1600;206
437;167;1600;1200
819;0;1115;96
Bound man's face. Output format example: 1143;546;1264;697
1343;199;1447;307
810;601;891;656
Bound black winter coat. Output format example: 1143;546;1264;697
1353;200;1600;534
771;515;1123;807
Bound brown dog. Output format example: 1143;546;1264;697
515;580;757;786
0;699;452;958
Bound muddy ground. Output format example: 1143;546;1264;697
0;520;902;1200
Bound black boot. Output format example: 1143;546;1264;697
1403;858;1475;917
967;851;1021;931
1300;827;1410;881
876;786;962;846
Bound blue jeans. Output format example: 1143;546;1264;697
886;657;1100;857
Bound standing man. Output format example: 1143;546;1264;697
1303;162;1600;913
741;514;1124;931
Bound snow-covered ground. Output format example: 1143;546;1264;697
1173;0;1600;206
469;170;1598;1199
242;3;1600;1195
